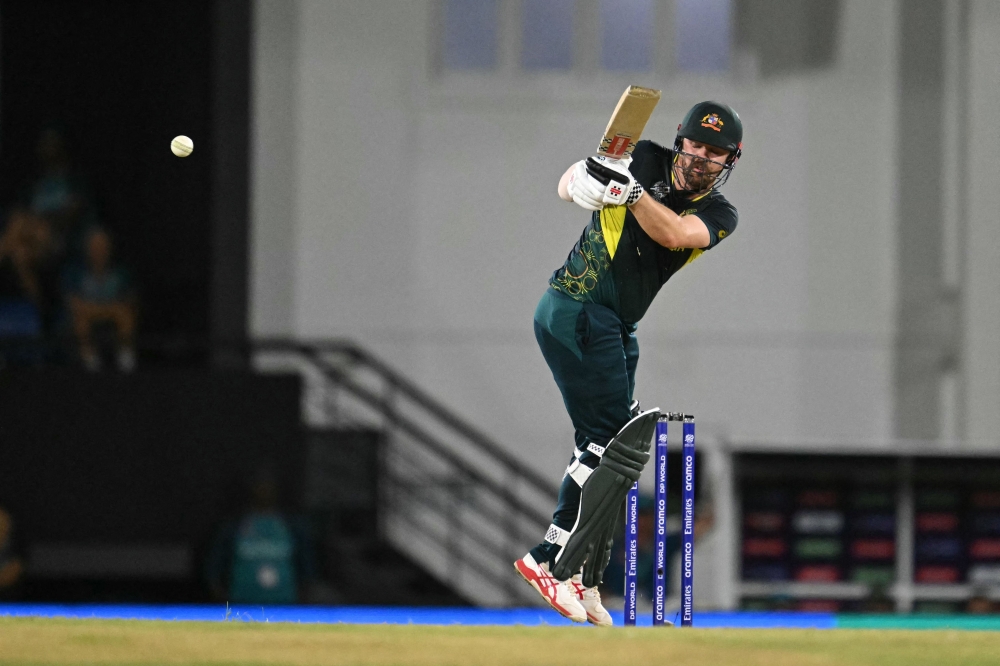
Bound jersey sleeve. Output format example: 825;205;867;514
628;140;669;190
697;198;738;250
628;141;653;171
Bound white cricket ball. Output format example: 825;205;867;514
171;135;194;157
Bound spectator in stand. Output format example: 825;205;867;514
0;124;95;340
205;468;317;606
0;208;52;307
0;507;24;600
62;227;137;372
17;125;93;257
0;209;50;348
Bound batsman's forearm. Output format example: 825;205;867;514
628;196;685;247
628;195;710;249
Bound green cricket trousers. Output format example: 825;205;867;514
529;288;639;564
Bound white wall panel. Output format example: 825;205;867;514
252;0;901;460
964;0;1000;446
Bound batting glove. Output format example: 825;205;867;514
566;160;606;211
585;157;644;206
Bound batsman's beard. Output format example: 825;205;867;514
673;154;724;192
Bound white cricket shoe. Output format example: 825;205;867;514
566;574;613;626
514;553;587;623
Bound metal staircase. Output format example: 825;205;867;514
253;340;559;607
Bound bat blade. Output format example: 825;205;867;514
598;85;662;159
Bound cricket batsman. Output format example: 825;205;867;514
514;101;743;625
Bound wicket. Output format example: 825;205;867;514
624;413;695;627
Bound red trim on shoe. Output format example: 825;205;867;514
514;558;585;622
567;577;612;626
567;579;587;598
569;580;602;625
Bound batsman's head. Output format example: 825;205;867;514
672;101;743;191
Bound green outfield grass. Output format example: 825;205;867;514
1;618;1000;666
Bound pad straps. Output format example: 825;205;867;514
565;440;607;487
544;523;570;547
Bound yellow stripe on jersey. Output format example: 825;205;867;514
600;205;627;259
683;248;704;267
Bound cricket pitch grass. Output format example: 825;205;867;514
2;618;1000;666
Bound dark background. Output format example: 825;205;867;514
0;0;310;604
0;369;304;603
0;0;248;362
0;371;304;544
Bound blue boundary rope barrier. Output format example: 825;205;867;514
3;604;999;630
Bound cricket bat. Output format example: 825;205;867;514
597;85;662;160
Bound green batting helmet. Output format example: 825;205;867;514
675;101;743;157
673;101;743;188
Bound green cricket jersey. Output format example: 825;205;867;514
549;140;738;326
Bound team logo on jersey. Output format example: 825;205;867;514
701;113;723;132
650;181;671;202
718;229;727;238
680;208;697;217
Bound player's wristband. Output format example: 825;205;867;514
626;182;643;206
